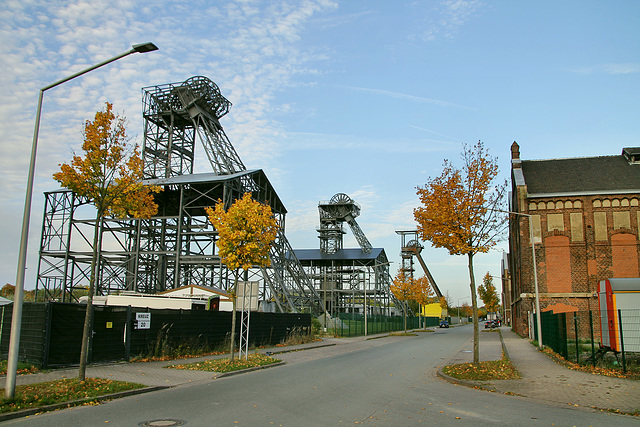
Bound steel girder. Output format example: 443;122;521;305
36;170;320;312
299;254;393;316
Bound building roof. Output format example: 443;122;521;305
158;284;230;298
293;248;387;266
520;150;640;197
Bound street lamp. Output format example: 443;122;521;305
457;297;468;324
508;211;542;349
5;42;159;399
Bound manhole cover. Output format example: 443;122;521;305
139;419;186;427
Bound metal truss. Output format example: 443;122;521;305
36;76;321;313
298;251;393;317
142;76;245;178
293;191;403;317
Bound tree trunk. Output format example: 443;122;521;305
78;213;101;380
468;252;480;365
229;274;239;362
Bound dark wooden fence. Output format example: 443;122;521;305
0;302;310;369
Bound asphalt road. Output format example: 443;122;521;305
5;325;638;426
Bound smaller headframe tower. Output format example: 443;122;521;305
396;230;442;299
294;193;407;317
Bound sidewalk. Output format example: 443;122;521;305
6;339;341;389
439;327;640;415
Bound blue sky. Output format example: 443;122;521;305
1;0;639;306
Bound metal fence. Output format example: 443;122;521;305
536;309;640;374
0;302;311;368
328;314;444;337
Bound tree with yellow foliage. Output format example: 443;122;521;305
53;103;160;380
478;272;500;314
205;192;278;361
414;141;507;364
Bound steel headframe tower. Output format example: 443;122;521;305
36;76;320;313
313;193;405;317
142;76;245;178
318;193;372;254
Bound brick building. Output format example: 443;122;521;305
508;142;640;337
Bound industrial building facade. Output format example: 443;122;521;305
508;142;640;336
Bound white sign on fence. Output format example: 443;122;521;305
135;312;151;329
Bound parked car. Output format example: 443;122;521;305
439;320;449;328
484;320;495;329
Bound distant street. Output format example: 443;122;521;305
5;325;638;426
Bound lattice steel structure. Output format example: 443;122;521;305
318;193;372;254
36;76;320;313
293;193;404;316
295;248;394;316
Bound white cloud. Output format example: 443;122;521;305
411;0;482;42
569;63;640;75
337;85;474;110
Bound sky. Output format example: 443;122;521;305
1;0;639;307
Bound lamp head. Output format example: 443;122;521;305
132;42;159;53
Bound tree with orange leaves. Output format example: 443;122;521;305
205;192;278;360
391;270;415;332
412;276;434;328
414;141;507;364
53;103;160;380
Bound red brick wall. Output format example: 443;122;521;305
545;235;571;292
611;233;639;277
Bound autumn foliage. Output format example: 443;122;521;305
205;192;278;360
205;192;279;273
413;141;507;364
414;141;505;256
53;102;160;219
478;272;500;313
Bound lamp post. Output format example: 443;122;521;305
509;211;542;349
5;42;159;399
457;297;468;324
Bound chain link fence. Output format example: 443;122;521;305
537;309;640;374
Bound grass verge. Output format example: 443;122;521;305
166;353;281;373
0;378;145;414
442;355;520;381
0;361;39;376
388;332;418;337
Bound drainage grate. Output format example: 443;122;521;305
138;419;186;426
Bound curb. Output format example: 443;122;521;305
0;385;167;422
435;369;494;391
265;343;336;355
213;361;287;379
